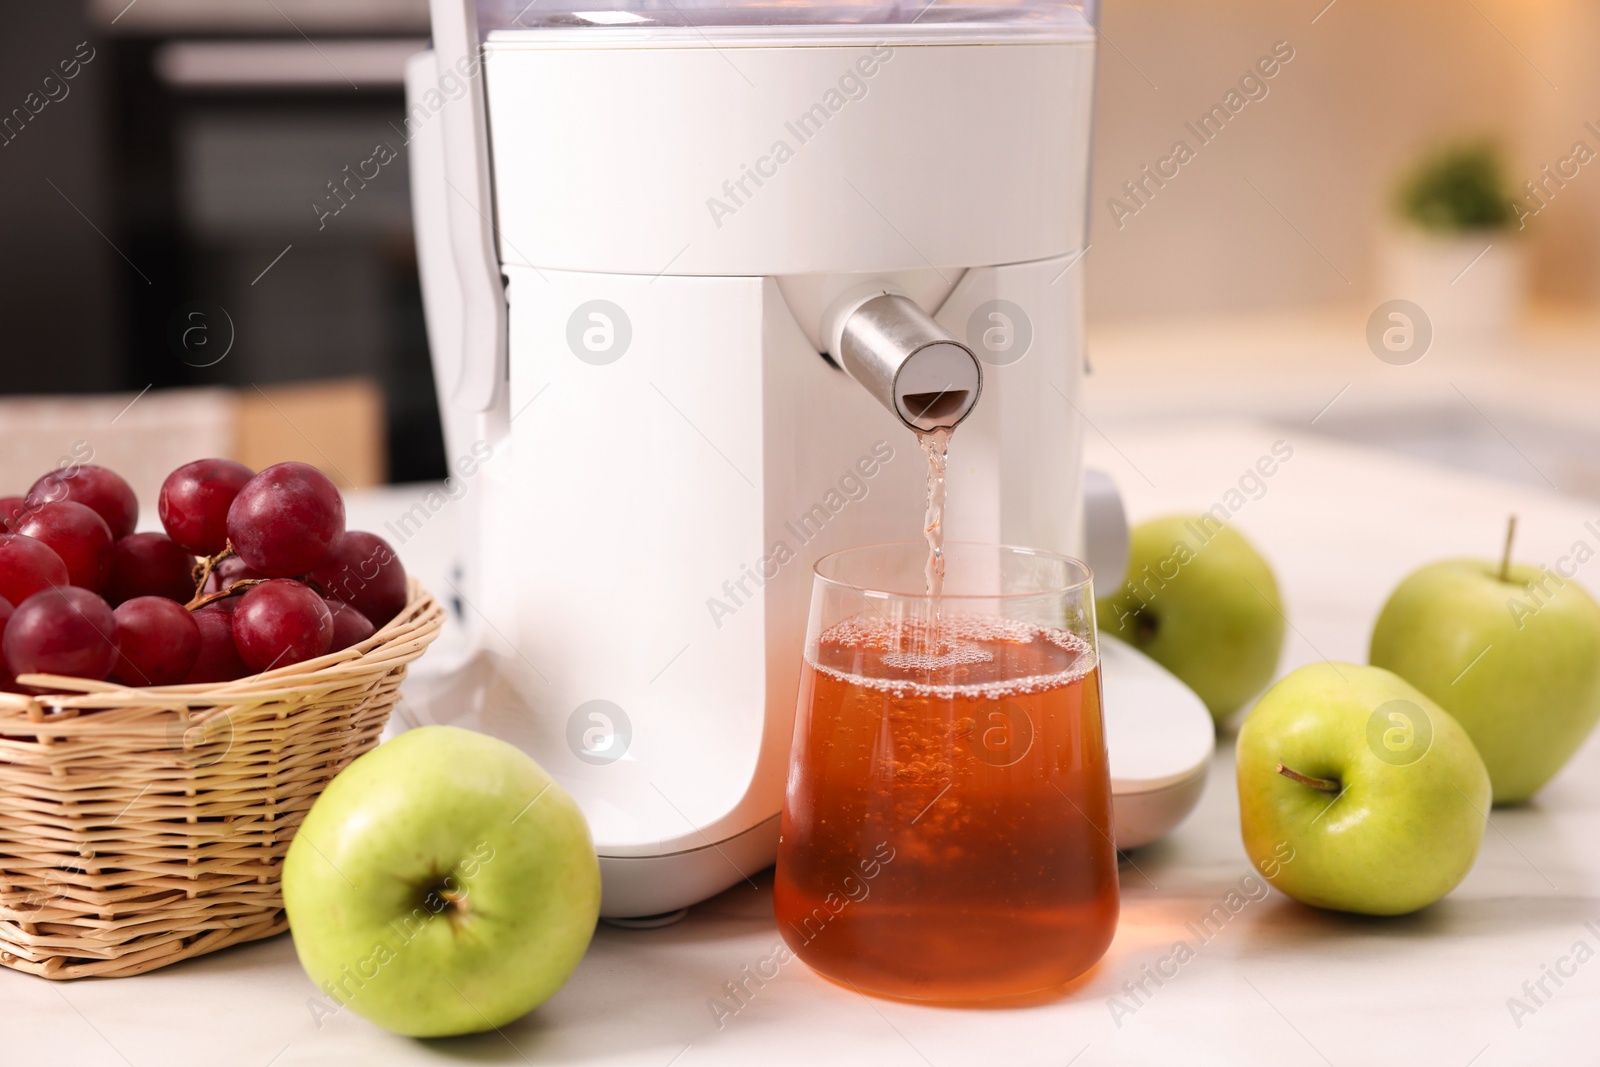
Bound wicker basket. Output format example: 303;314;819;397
0;579;445;979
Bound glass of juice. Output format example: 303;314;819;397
774;542;1118;1002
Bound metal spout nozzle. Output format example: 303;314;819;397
833;292;982;433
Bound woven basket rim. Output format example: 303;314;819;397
0;578;444;715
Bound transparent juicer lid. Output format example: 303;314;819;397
477;0;1098;32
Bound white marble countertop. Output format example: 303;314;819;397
9;417;1600;1066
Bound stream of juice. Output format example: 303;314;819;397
916;426;951;603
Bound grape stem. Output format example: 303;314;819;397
189;541;238;607
186;578;265;612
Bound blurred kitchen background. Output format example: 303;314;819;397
2;0;1598;505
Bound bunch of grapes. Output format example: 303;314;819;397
0;459;408;691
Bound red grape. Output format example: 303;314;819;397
0;595;12;689
105;533;197;605
232;579;333;672
0;496;30;531
15;501;114;591
27;464;139;541
227;462;344;578
201;554;264;596
2;586;118;680
112;597;201;685
185;605;249;683
159;458;255;555
0;533;68;605
325;597;375;651
306;531;407;627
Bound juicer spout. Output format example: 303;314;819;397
829;292;983;433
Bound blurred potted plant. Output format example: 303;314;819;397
1379;139;1523;344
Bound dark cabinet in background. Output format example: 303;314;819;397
1;0;446;484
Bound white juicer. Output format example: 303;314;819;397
408;0;1213;919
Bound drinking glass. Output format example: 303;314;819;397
774;542;1118;1001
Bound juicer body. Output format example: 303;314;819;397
409;11;1103;916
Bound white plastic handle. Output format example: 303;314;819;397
1082;467;1129;589
428;0;507;413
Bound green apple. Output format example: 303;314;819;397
1370;556;1600;804
1098;515;1286;721
1237;662;1490;916
283;725;601;1037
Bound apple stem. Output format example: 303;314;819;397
1276;762;1341;794
1500;514;1517;584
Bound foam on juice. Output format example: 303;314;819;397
811;612;1098;701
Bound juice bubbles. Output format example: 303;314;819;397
774;608;1119;1001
